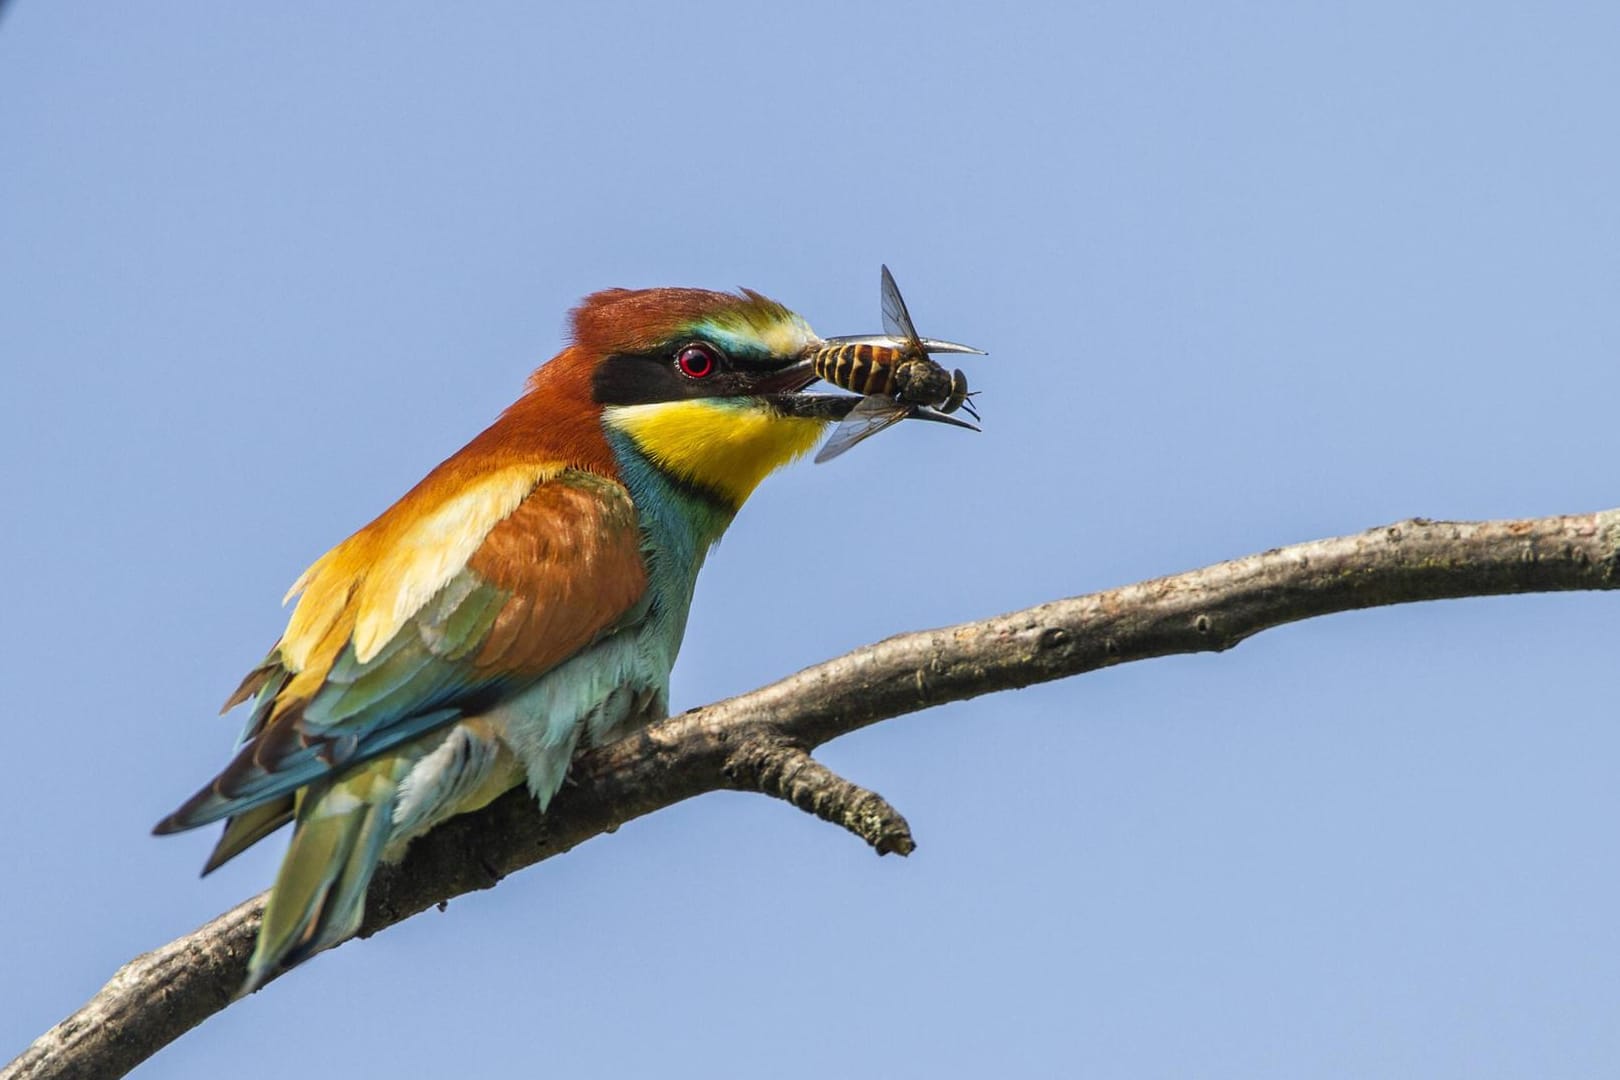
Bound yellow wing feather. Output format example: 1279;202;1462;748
278;464;561;680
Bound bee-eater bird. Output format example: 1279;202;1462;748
154;284;850;991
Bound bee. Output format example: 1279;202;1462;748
810;340;970;414
811;265;986;463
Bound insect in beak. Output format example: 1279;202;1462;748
804;266;988;463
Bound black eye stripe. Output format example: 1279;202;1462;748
592;354;677;405
591;342;783;405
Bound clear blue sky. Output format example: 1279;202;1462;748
5;3;1620;1076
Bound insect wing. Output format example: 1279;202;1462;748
814;394;910;463
917;338;987;356
879;264;922;345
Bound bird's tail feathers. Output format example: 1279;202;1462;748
242;757;409;994
202;797;295;875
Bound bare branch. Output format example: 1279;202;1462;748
724;735;916;855
9;510;1619;1080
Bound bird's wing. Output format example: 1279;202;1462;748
155;465;648;837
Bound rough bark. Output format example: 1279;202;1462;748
9;509;1620;1080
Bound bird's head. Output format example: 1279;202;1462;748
567;285;832;510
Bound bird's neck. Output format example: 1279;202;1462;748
603;423;736;652
601;398;825;647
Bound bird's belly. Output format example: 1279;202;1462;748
385;630;669;856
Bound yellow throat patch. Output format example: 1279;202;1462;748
604;399;826;507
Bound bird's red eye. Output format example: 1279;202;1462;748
676;344;717;379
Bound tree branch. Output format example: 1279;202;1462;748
10;509;1620;1080
724;734;916;855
